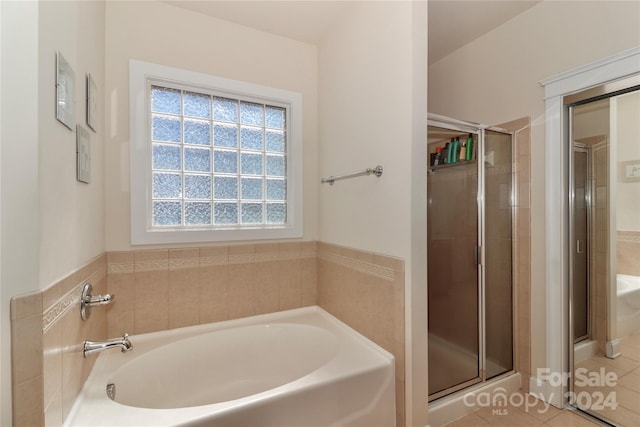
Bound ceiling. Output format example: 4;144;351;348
163;1;357;45
164;0;541;64
428;0;540;64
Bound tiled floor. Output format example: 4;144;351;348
443;392;602;426
444;332;640;427
573;332;640;426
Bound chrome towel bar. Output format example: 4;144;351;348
321;165;383;185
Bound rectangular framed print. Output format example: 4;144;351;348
620;159;640;182
86;73;97;132
76;125;91;183
56;51;75;129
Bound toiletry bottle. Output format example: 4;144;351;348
443;142;450;164
459;139;467;161
434;146;443;165
452;137;460;163
448;138;455;163
465;134;474;161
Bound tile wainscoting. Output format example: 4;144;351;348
317;242;406;427
618;230;640;277
10;241;406;427
10;254;107;427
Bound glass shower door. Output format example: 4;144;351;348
427;126;480;399
572;146;590;342
484;129;514;379
427;123;515;401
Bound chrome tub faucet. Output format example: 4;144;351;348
83;333;133;357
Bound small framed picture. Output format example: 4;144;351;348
56;51;75;130
620;160;640;182
86;74;97;132
76;125;91;184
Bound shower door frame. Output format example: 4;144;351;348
427;114;516;402
569;141;591;345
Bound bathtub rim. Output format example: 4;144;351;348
63;305;395;426
617;273;640;296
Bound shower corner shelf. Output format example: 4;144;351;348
429;159;476;172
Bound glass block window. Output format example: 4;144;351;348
130;60;302;244
150;85;287;228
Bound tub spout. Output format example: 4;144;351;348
83;333;133;357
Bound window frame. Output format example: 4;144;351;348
129;60;303;245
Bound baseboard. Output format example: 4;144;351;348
606;339;621;359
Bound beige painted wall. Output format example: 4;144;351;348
38;0;106;290
104;1;318;251
616;91;640;232
317;1;413;260
317;3;428;424
1;0;106;423
1;3;40;424
429;0;640;383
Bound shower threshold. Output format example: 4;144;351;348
428;371;521;427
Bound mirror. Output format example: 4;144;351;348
570;86;640;426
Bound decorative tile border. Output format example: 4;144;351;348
200;255;228;267
42;267;105;333
618;231;640;243
228;253;254;265
42;284;82;334
134;259;169;272
108;243;318;273
319;252;396;281
107;262;134;274
168;257;199;270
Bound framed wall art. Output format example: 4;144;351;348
56;51;75;129
620;159;640;183
86;73;97;132
76;125;91;184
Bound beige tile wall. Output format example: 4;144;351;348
12;242;318;427
617;231;640;276
10;254;107;427
17;235;545;427
10;291;44;427
502;117;532;391
105;242;317;336
316;242;405;427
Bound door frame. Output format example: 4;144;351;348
537;46;640;408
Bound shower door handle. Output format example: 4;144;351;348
576;240;584;254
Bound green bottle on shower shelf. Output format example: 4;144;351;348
465;133;474;161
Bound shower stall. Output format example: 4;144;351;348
427;115;514;401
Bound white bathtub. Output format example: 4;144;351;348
64;306;395;427
617;274;640;338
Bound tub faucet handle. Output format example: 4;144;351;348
81;283;115;321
